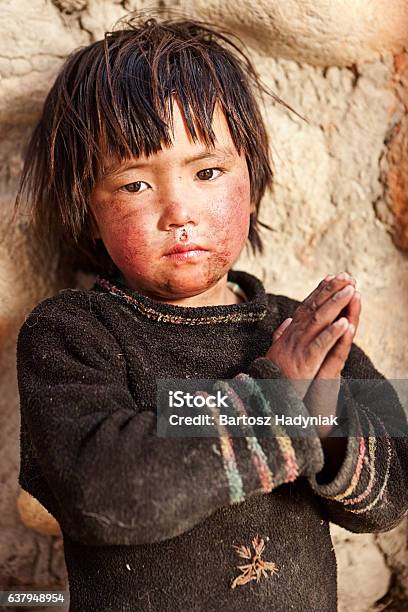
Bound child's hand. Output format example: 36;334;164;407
303;274;361;437
265;273;360;400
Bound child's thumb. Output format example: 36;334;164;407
272;318;292;343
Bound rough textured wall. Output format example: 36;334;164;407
177;0;408;66
0;1;407;611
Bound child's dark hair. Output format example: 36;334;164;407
14;11;287;278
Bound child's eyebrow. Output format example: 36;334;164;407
103;146;237;178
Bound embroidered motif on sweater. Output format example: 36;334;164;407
231;534;279;589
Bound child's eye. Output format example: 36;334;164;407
118;168;223;193
196;168;224;181
119;181;149;194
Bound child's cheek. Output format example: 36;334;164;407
93;197;153;266
209;183;251;253
113;220;155;272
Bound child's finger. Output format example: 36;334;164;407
334;291;361;334
346;291;361;332
304;282;355;399
272;318;292;343
316;322;354;379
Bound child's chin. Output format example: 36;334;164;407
160;270;225;297
165;278;211;296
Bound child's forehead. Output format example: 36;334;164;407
98;97;242;176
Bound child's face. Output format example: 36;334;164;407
90;98;255;303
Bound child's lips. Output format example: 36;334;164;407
164;242;207;255
162;242;211;262
163;248;210;262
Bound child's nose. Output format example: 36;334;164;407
159;199;200;231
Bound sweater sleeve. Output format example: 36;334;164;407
17;297;324;547
270;292;408;533
307;342;408;533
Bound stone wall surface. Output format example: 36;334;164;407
177;0;408;67
0;1;407;611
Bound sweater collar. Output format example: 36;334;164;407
94;269;268;325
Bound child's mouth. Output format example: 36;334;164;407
163;249;209;262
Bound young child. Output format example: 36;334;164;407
15;14;407;612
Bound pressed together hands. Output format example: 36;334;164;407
265;272;361;438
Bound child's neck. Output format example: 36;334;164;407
117;271;242;308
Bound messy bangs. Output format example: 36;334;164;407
14;13;283;277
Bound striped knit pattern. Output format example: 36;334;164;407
214;379;274;493
330;435;367;502
319;405;393;515
194;369;309;502
345;409;392;514
235;373;300;483
195;392;244;505
342;437;376;506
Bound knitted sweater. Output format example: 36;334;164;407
16;269;408;612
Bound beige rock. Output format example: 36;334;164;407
17;490;61;537
376;519;408;601
331;524;392;612
80;0;133;41
178;0;408;66
0;0;88;124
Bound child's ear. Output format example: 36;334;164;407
250;201;256;215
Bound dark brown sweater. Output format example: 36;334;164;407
17;269;408;611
